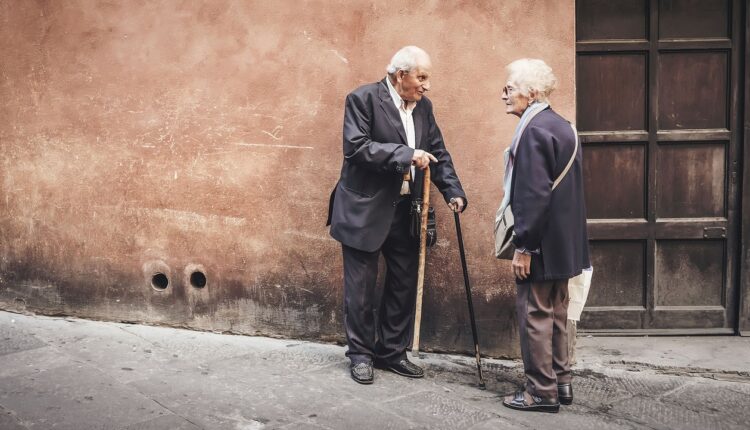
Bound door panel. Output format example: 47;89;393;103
656;142;726;218
655;240;725;307
587;240;647;307
584;144;647;219
576;0;741;333
577;0;648;40
658;52;728;130
577;54;648;131
658;0;730;39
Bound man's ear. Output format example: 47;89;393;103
396;70;405;82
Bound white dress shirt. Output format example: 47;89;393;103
385;76;417;194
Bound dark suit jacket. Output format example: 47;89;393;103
510;107;590;281
326;78;466;252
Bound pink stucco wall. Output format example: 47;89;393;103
0;0;575;357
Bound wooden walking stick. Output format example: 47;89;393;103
411;165;430;358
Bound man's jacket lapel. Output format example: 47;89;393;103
378;79;408;145
414;106;424;150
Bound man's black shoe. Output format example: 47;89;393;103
350;362;373;385
376;359;424;378
502;390;560;413
557;383;573;405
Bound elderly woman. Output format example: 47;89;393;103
499;59;590;413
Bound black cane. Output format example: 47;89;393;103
453;211;486;389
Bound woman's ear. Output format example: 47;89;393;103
528;90;538;103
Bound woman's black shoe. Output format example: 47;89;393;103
557;383;573;405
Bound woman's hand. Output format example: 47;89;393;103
512;251;532;280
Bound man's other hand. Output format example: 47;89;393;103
412;150;438;170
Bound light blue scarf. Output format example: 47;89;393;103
500;102;549;211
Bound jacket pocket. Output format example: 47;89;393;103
342;185;373;198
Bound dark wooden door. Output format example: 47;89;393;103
576;0;743;333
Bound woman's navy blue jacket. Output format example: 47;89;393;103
510;107;591;282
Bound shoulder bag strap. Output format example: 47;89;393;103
551;123;579;191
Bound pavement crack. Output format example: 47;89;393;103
117;325;159;347
655;380;694;401
147;397;205;430
575;399;661;430
607;359;750;382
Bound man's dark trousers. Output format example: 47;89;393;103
342;198;418;365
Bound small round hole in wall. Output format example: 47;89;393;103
190;271;207;288
151;273;169;290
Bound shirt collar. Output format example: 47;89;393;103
385;75;416;112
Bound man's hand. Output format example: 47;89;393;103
412;149;438;170
512;251;532;280
448;197;465;213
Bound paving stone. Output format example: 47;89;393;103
0;364;169;430
120;414;202;430
257;343;347;374
572;374;633;408
606;371;686;397
278;420;331;430
119;323;291;360
305;400;417;430
383;391;495;430
0;345;71;379
303;360;428;404
661;380;750;428
127;361;342;430
0;321;46;356
467;417;525;430
608;395;746;430
0;405;29;430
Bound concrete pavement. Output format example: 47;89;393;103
1;310;749;430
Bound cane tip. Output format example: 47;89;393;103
478;382;486;390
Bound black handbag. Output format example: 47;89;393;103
410;200;437;247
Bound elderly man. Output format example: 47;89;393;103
326;46;467;384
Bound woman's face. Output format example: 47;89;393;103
502;81;531;117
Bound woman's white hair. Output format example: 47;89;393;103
386;46;431;75
506;58;557;103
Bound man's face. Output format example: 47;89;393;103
396;62;432;102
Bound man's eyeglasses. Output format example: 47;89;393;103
502;86;517;96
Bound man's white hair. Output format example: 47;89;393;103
386;46;431;75
506;58;557;103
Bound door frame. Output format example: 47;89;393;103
739;0;750;336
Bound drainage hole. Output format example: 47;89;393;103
190;271;207;288
151;273;169;290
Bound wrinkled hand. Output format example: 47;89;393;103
512;251;531;280
412;149;438;170
448;197;465;213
